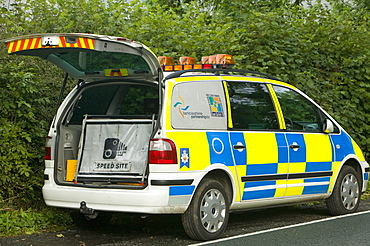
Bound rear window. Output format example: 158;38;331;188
56;51;151;74
171;81;227;130
67;84;158;124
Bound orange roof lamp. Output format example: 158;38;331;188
158;56;175;66
160;54;235;72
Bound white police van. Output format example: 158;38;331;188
5;33;369;240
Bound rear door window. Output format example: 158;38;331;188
227;82;279;130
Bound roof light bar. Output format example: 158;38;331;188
160;54;235;72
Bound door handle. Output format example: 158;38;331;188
233;144;246;150
289;144;300;149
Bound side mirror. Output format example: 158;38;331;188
323;119;334;133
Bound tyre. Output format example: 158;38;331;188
70;210;113;227
182;179;230;241
326;165;361;215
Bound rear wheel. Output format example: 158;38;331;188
70;210;113;227
182;179;230;241
326;165;361;215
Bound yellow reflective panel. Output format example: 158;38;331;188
222;81;233;129
7;36;95;54
328;161;341;193
104;68;128;76
285;162;306;196
235;165;246;202
352;139;366;162
244;132;278;164
172;76;220;83
275;162;289;197
166;131;210;171
267;84;286;130
304;134;332;162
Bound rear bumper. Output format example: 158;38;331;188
42;184;188;214
42;166;204;214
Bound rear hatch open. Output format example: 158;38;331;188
4;33;162;187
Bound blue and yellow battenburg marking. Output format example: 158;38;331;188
164;77;367;204
168;185;196;205
236;131;335;200
169;129;363;202
169;185;195;196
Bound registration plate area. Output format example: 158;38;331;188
41;36;60;46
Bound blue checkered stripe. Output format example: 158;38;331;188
241;132;356;201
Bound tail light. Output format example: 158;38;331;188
45;136;52;160
149;138;178;164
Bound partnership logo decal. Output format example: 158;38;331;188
207;94;224;117
173;95;189;118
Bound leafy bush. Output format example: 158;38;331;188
0;208;70;237
0;59;50;206
0;0;370;214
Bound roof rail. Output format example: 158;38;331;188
164;68;281;81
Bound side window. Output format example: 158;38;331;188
171;81;227;130
227;82;279;130
273;85;323;132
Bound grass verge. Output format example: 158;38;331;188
0;207;71;238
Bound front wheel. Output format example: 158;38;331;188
182;179;230;241
326;165;361;215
